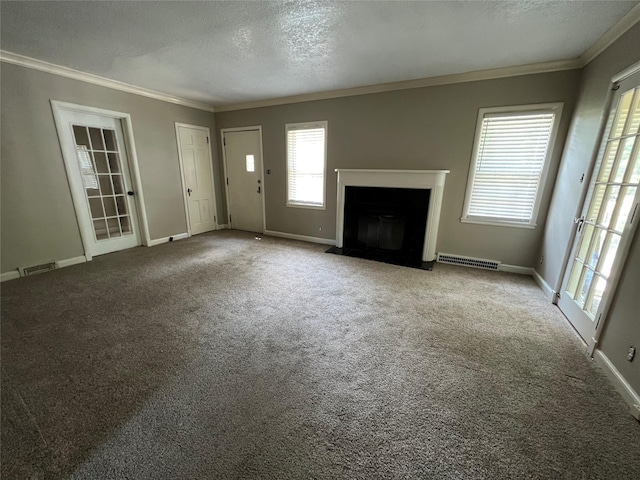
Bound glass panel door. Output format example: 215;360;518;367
558;75;640;342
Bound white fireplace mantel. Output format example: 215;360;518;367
335;169;450;262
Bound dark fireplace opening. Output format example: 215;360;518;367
327;186;433;270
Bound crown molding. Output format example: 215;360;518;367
214;58;581;112
0;50;215;113
580;2;640;66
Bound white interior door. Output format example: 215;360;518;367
222;129;264;233
54;108;141;257
176;124;217;235
558;71;640;343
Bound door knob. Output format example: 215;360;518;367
127;191;134;196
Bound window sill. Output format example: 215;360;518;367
286;202;326;211
460;217;537;229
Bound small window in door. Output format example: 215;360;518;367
246;154;255;172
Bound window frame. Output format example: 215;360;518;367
285;120;328;210
461;103;564;229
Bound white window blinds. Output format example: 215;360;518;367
286;122;327;208
464;109;558;225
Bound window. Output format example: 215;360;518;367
462;103;563;228
286;121;327;209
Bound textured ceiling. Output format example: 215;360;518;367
1;1;637;106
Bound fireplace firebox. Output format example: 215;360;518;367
329;186;432;269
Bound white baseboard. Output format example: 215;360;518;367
1;254;89;282
499;264;534;275
55;255;87;269
593;349;640;420
217;224;229;230
532;269;556;302
263;229;336;246
0;271;20;282
147;232;189;247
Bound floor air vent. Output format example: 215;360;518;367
436;253;500;271
18;262;57;277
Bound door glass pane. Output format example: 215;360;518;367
99;176;113;195
611;90;634;139
586;228;606;268
112;175;124;195
103;129;117;151
598;140;619;182
73;126;90;148
120;216;131;234
108;153;121;173
629;147;640;183
88;198;104;219
612;138;633;183
89;127;105;150
567;262;583;298
586;275;606;317
107;218;121;237
103;196;117;217
93;219;108;240
115;196;128;215
576;268;594;307
577;224;594;261
613;186;637;232
598;186;620;228
625;90;640;135
599;233;620;277
246;154;255;172
94;152;109;173
587;185;605;222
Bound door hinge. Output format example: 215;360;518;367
223;137;226;146
555;292;561;300
226;177;229;185
207;136;209;144
229;215;232;223
612;83;620;91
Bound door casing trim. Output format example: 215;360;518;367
220;126;266;233
51;100;151;260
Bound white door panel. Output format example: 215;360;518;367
223;129;264;233
177;125;217;235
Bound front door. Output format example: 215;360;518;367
176;124;217;235
54;107;141;257
558;71;640;343
222;129;264;233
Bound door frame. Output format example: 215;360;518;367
175;122;219;236
554;60;640;354
51;100;151;260
220;126;266;232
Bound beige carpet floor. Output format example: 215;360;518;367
2;230;639;479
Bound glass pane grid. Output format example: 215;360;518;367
72;125;131;242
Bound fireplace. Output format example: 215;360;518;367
341;186;430;267
329;169;449;269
